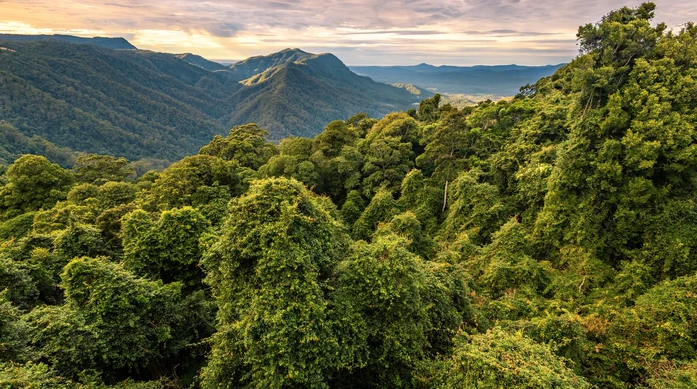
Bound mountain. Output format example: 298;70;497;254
0;41;426;163
176;53;228;71
225;50;429;138
350;63;564;97
228;48;315;80
0;39;236;162
0;34;136;49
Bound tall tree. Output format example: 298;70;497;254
0;155;74;219
199;124;277;170
72;154;134;185
202;178;348;389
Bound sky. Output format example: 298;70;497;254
1;0;696;66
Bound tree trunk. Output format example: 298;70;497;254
441;180;449;215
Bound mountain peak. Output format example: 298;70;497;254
280;48;308;54
226;49;427;139
228;48;315;80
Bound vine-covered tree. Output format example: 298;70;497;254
0;155;74;219
201;178;348;388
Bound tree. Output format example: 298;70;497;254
54;224;108;260
374;211;436;259
360;136;413;197
418;94;441;123
0;362;79;388
0;257;40;310
346;112;377;138
469;219;550;298
201;178;348;389
428;328;591;388
95;203;136;252
416;107;503;214
440;171;508;245
26;257;211;381
642;361;697;389
534;6;697;278
97;181;137;209
72;154;134;185
339;190;365;227
313;120;359;159
199;124;277;170
576;2;664;108
0;155;74;219
330;234;431;387
141;155;240;211
331;233;473;388
622;274;697;363
367;112;421;150
0;293;31;362
0;212;36;241
122;207;210;286
358;112;423;197
398;169;442;235
278;136;314;160
307;121;363;202
351;189;400;241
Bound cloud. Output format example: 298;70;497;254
203;23;242;38
341;30;445;36
460;29;561;36
0;0;696;65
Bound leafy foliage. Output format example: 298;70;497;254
428;328;591;388
202;178;348;388
0;155;74;219
26;257;212;382
1;4;696;388
123;207;209;285
72;154;134;185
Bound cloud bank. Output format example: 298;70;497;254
1;0;695;65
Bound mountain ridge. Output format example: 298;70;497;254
228;48;315;80
176;53;228;71
0;40;426;162
351;63;564;97
223;50;428;138
0;34;136;49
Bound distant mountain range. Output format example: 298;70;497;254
0;34;136;49
0;33;563;165
0;35;426;164
350;63;564;97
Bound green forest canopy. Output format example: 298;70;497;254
2;3;697;388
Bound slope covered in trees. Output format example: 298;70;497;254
0;41;425;162
0;39;234;161
226;50;429;139
1;3;697;388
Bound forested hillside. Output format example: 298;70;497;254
225;50;429;139
2;3;697;389
0;40;234;161
0;42;424;163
